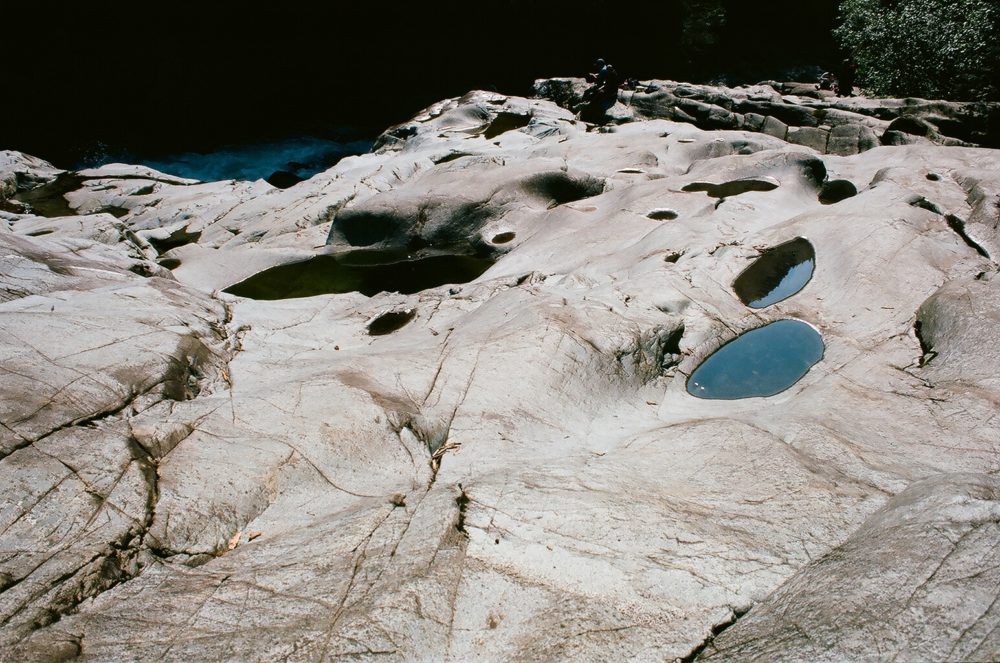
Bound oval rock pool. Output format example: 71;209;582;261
687;319;825;399
733;237;815;309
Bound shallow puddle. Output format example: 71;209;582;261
148;228;202;255
687;319;824;399
818;179;857;205
98;206;130;218
224;249;494;300
483;112;531;139
734;237;815;308
682;177;778;198
647;208;678;220
368;309;416;336
13;175;131;219
12;173;85;217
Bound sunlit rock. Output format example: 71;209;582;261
2;84;999;662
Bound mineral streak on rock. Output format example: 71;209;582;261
0;79;999;662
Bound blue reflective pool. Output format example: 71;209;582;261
733;237;815;309
687;319;824;399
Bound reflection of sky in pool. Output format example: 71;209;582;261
734;237;816;309
749;260;815;308
687;319;824;400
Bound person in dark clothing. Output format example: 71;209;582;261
586;58;606;83
585;58;620;100
578;58;621;123
836;58;858;96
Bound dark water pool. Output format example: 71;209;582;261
483;112;532;139
734;238;815;309
687;319;824;399
224;249;494;300
12;173;130;218
12;173;84;217
368;309;417;335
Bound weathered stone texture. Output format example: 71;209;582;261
1;86;998;662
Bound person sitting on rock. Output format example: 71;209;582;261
584;59;620;100
585;59;607;85
817;70;837;91
578;58;621;123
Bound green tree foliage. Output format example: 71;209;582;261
834;0;1000;100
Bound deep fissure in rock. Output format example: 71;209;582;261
678;606;750;663
683;177;778;198
945;214;990;259
664;325;684;355
433;152;473;165
157;258;182;270
455;486;470;533
910;197;942;214
913;320;938;367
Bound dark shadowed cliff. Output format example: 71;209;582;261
3;0;839;166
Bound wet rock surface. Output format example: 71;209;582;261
1;87;999;662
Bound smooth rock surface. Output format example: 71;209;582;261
700;473;1000;662
1;86;999;662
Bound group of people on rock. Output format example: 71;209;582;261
818;58;858;96
575;55;859;125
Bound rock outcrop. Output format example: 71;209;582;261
534;78;1000;153
1;83;998;661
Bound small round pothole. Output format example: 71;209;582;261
492;232;516;244
647;208;679;220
